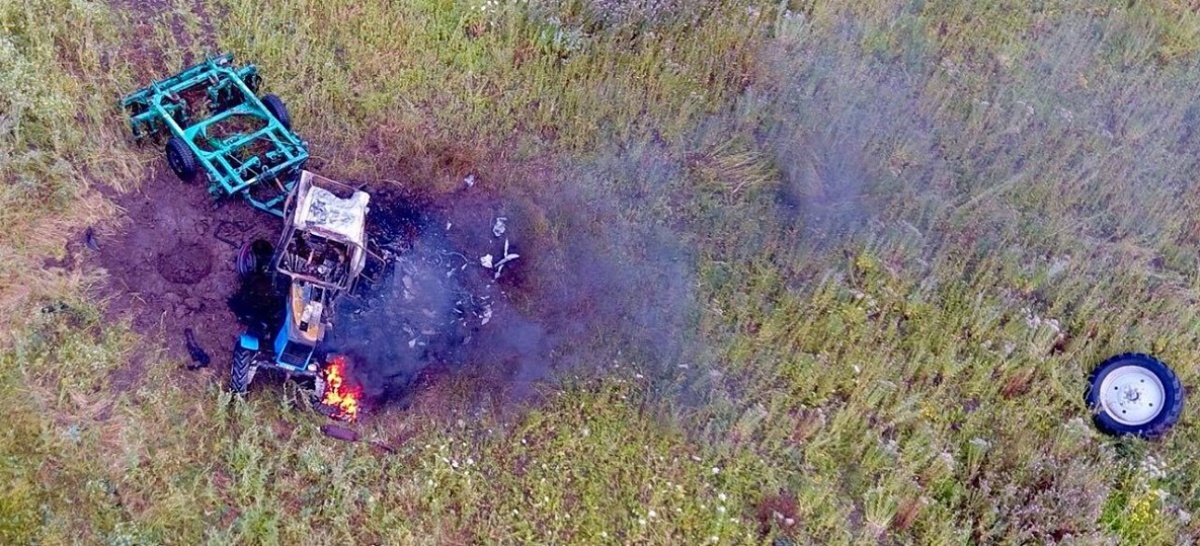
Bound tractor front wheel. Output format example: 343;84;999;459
165;137;198;182
261;94;291;131
237;239;275;279
1086;353;1183;438
231;345;259;395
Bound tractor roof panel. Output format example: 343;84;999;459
293;171;369;246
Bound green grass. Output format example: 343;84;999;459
6;0;1200;543
213;0;765;181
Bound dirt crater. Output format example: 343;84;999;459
157;242;213;284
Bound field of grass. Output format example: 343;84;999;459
5;0;1200;543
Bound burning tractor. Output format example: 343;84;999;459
232;170;370;419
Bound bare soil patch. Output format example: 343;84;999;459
89;167;276;388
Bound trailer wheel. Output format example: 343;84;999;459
165;137;198;182
261;94;291;130
1086;353;1183;438
231;345;258;395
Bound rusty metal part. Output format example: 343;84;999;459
320;424;359;442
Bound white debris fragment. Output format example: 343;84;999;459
494;240;520;269
408;338;417;348
446;222;452;231
481;306;493;325
464;174;476;187
495;257;519;279
482;240;521;278
493;217;507;237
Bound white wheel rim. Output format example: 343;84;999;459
1099;365;1166;426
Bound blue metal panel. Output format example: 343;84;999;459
273;314;314;371
238;333;260;351
275;313;292;360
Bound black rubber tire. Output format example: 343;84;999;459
165;137;198;182
261;94;291;130
231;345;257;395
1086;353;1183;438
236;239;274;279
236;242;257;279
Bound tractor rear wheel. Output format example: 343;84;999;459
261;94;291;130
165;137;198;182
231;345;259;395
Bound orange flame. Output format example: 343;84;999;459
321;355;360;421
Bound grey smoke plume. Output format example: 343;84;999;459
324;150;698;407
747;10;1200;265
324;8;1200;410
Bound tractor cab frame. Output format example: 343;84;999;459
232;171;370;394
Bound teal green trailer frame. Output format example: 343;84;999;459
120;53;308;216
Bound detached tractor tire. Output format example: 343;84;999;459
231;345;259;395
236;239;274;279
261;94;291;130
165;137;198;182
1086;353;1183;438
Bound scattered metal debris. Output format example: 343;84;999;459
321;204;523;385
184;327;210;369
320;424;359;442
480;239;519;278
492;239;520;279
464;173;476;188
41;302;69;314
84;227;100;251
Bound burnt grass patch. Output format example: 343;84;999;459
85;159;594;413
